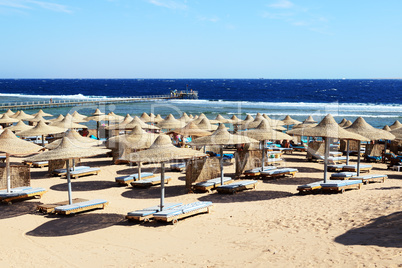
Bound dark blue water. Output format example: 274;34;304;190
0;79;401;104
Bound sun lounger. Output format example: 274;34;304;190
130;176;171;188
243;166;277;177
32;161;49;168
170;163;186;172
320;180;363;193
153;201;213;224
330;172;357;180
216;180;258;194
354;174;387;184
0;187;47;204
329;152;343;157
342;164;372;173
290;145;307;152
192;177;234;192
37;198;88;214
53;199;108;215
260;168;298;178
297;180;324;194
0;155;5;162
266;158;283;164
126;203;182;222
115;172;154;185
52;166;90;176
327;164;346;172
53;166;101;178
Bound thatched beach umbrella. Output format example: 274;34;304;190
25;137;110;205
389;120;402;130
282;115;301;130
11;110;34;121
390;127;402;140
345;117;395;175
196;118;218;131
18;120;66;146
28;114;50;124
0;129;41;193
242;120;292;171
303;115;317;124
168;122;212;138
3;109;15;117
32;109;53;117
0;114;19;126
157;114;185;130
125;116;160;131
5;120;33;133
383;125;392;131
51;114;88;129
49;114;65;123
85;109;107;139
46;129;97;150
288;114;369;183
140;112;152;123
338;118;348;127
191;124;258;185
105;114;133;131
153;114;164;123
342;120;353;128
71;111;87;121
179;113;192;123
125;134;206;211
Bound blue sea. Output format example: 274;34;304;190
0;79;401;129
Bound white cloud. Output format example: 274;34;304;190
198;16;220;23
147;0;187;10
268;0;294;9
0;0;72;13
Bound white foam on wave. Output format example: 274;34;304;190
0;93;108;100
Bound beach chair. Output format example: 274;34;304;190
243;166;277;177
32;161;49;168
130;176;172;188
320;180;363;193
290;144;307;152
152;201;213;224
52;165;90;176
37;198;88;214
192;177;234;192
115;172;154;185
297;181;323;194
260;168;298;178
0;187;47;204
216;180;258;194
342;164;372;173
354;174;387;184
266;158;283;165
0;155;6;163
327;164;346;172
170;163;186;172
330;172;357;180
54;166;101;178
126;203;182;222
53;199;109;215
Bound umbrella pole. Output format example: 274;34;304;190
357;141;361;176
6;153;11;193
66;160;73;205
324;137;330;183
383;141;387;163
72;159;75;171
138;162;142;179
42;135;45;147
346;140;350;165
261;140;265;171
97;121;100;140
160;162;165;211
220;146;224;186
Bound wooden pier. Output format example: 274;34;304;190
0;91;198;111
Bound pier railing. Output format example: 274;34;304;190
0;91;198;111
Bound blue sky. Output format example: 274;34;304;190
0;0;401;79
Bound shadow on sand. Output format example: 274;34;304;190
335;211;402;248
0;201;42;220
50;180;116;192
121;185;187;200
197;190;293;203
26;213;127;237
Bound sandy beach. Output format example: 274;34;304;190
0;146;401;268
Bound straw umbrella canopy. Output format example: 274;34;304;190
0;114;19;125
105;114;133;130
49;114;65;122
215;114;231;124
389;120;402;130
191;124;258;185
262;114;284;126
140;112;152;122
157;114;185;130
241;120;292;171
50;114;88;129
196;118;218;131
282;115;301;126
342;120;353;128
85;109;107;139
3;109;15;117
390;127;402;140
288;114;369;182
46;129;97;149
179;112;192;123
235;114;254;127
153;114;164;123
338;118;348;127
0;129;42;193
125;116;160;131
124;134;207;211
230;115;242;124
383;125;392;131
71;111;87;121
168;122;212;138
25;137;110;205
5;120;33;133
32;109;52;117
303;115;317;124
28;114;50;124
345;117;395;175
18;120;66;146
11;110;34;121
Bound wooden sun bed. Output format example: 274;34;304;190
216;180;258;194
52;166;90;176
53;199;108;215
297;181;324;194
327;164;346;172
53;166;101;178
37;198;88;214
153;201;213;224
354;174;388;184
0;187;47;204
320;180;363;193
290;145;307;152
126;203;182;222
260;168;298;178
244;166;277;177
342;164;372;173
115;172;154;186
192;177;234;192
312;155;347;164
330;172;357;180
170;163;186;172
130;176;171;188
266;158;284;165
24;161;49;168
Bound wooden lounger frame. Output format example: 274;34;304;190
297;185;322;194
342;166;372;173
321;182;362;194
130;177;172;188
0;190;47;204
216;182;257;194
37;198;88;214
192;179;234;193
54;201;109;215
261;170;297;178
116;174;155;186
153;205;213;224
359;175;387;185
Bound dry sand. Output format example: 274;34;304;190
0;150;401;267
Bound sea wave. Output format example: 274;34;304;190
0;93;108;100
